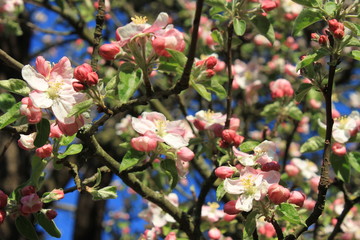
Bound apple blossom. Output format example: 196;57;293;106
176;147;195;162
21;56;86;124
188;110;226;132
99;43;121;60
215;166;235;179
0;190;8;209
285;164;300;176
152;28;185;57
57;115;85;136
131;135;158;152
208;227;221;240
291;158;318;179
201;202;225;222
35;144;53;158
269;78;294;99
223;200;241;215
18;132;37;150
331;111;359;143
332;142;347;156
267;184;290;204
20;193;43;214
46;209;58;220
20;97;42;124
164;232;177;240
21;185;36;196
49;123;63;138
261;161;280;172
288;191;306;207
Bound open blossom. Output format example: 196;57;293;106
152;28;185;57
132;112;189;149
0;0;23;13
224;167;280;212
232;58;261;90
201;202;225;222
233;140;278;166
188;110;226;132
18;132;37;150
290;158;318;179
20;193;43;214
332;111;359;143
269;78;294;99
21;56;86;124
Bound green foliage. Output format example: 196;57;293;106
0;93;16;112
34;118;50;148
0;102;21;129
30;156;47;189
244;211;258;237
161;158;179;189
347;152;360;173
0;79;30;96
192;83;212;101
57;144;83;159
250;15;275;43
233;19;246;36
296;48;329;71
295;83;313;103
331;153;351;183
276;203;306;226
300;136;324;153
15;216;39;240
287;102;303;121
35;212;61;238
119;148;145;172
67;99;93;118
261;101;280;122
89;186;118;200
350;50;360;61
240;141;260;152
323;2;338;17
293;9;323;35
290;0;320;8
59;134;77;146
216;181;226;201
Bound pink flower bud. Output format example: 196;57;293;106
21;186;36;196
49;123;63;138
0;210;6;224
261;0;278;12
72;81;87;92
164;232;177;240
177;147;195;162
223;200;241;215
311;33;319;40
130;136;157;152
221;130;244;147
269;79;294;99
20;193;43;214
328;19;343;32
208;227;221;240
86;71;99;86
258;222;276;238
35;144;53;159
223;214;237;222
193;119;206;131
332;142;347;156
205;56;217;69
303;199;316;210
229;117;240;131
18;133;36;150
318;35;329;46
152;28;185;57
268;184;290;204
99;43;121;60
206;69;215;78
49;189;64;201
285;164;300;177
333;28;344;39
288;191;306;207
74;63;93;81
46;209;58;220
0;190;8;209
20;97;42;124
261;161;281;172
215;166;235;179
57;116;85;136
309;176;320;193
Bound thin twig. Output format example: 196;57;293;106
0;48;24;71
91;0;106;71
224;22;234;129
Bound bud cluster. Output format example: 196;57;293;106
195;56;218;78
72;63;99;91
328;19;345;39
219;129;244;148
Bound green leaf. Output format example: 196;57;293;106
34;118;50;148
347;152;360;173
300;136;324;153
260;101;280;122
211;30;224;46
240;141;260;152
205;0;226;9
0;93;16;112
119;148;145;172
350;50;360;61
160;158;179;189
216;182;226;201
209;79;227;99
233;19;246;36
330;153;350;183
105;75;118;99
245;211;258;237
89;186;118;200
296;48;329;71
344;22;360;35
67;99;93;118
276;203;306;226
293;9;323;35
324;2;337;17
30;156;47;189
57;144;83;159
59;134;76;146
290;0;319;7
0;79;30;96
192;83;211;101
35;212;61;238
0;102;21;129
167;49;187;67
287;104;303;121
118;68;142;103
251;15;275;43
295;83;313;102
15;216;39;240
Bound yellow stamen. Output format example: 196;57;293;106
131;15;148;25
47;81;63;99
208;202;220;209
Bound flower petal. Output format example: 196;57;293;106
51;57;73;79
236;195;254;212
29;91;53;108
224;178;244;195
22;65;49;91
163;133;188;149
131;117;156;134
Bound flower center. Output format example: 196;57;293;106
204;110;215;122
240;175;257;195
47;81;63;99
208;202;220;210
155;120;167;137
131;15;148;25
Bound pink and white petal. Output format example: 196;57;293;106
22;65;49;91
261;170;280;185
144;12;169;33
236;195;254;212
51;57;73;79
131;117;156;134
51;99;73;123
142;112;166;122
29;91;53;108
117;23;148;42
224;178;244;195
163;133;188;149
333;129;350;143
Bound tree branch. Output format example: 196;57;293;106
0;49;24;72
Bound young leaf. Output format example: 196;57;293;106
15;216;39;240
216;182;226;201
0;102;21;129
240;141;260;152
350;50;360;61
209;79;227;99
244;211;258;237
330;153;350;183
35;212;61;238
250;15;275;43
293;9;323;35
119;148;145;172
300;136;324;153
288;104;303;121
205;0;226;9
89;186;118;200
192;83;211;101
118;69;142;103
347;152;360;173
211;30;224;46
260;101;280;122
324;2;337;17
167;49;187;67
290;0;319;7
67;99;93;118
296;48;328;70
57;144;83;159
276;203;306;226
0;78;30;96
233;18;246;36
59;134;76;146
295;83;313;102
34;118;50;148
30;156;47;189
0;93;16;112
160;158;179;189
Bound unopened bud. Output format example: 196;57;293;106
268;184;290;204
261;161;281;172
215;166;235;179
72;81;86;92
99;43;121;60
223;200;241;215
46;209;58;220
21;186;36;196
205;56;217;69
288;191;306;207
0;190;8;209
